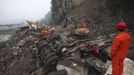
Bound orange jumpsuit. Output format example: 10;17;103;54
82;19;87;28
111;31;131;75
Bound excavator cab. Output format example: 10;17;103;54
40;26;55;38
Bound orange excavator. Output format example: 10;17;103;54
40;26;55;38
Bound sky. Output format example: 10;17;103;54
0;0;51;24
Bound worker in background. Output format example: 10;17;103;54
81;19;89;34
93;41;98;56
110;20;131;75
82;19;87;28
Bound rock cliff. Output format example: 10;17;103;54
51;0;84;22
51;0;134;29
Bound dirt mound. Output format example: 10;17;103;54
0;28;39;75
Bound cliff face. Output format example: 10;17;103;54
51;0;84;22
51;0;134;29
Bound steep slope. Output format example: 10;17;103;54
51;0;134;34
71;0;134;28
71;0;106;20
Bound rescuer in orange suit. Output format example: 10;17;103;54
81;19;89;34
110;20;131;75
82;19;87;28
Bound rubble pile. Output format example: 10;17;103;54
0;25;111;75
0;24;133;75
0;28;40;75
